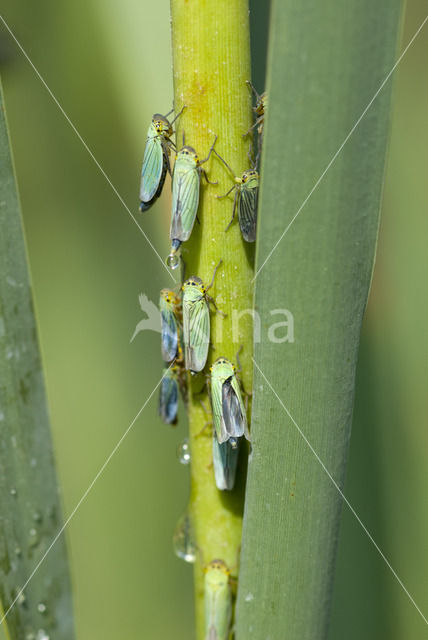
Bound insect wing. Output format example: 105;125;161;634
212;435;239;491
210;367;227;443
239;183;258;242
158;369;178;424
140;125;166;208
160;308;178;362
183;297;210;372
222;375;248;440
171;162;200;242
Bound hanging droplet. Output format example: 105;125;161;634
166;253;180;270
15;546;22;557
173;511;196;563
33;512;42;523
16;589;26;606
177;438;191;465
36;630;50;640
37;603;47;614
28;528;39;548
10;487;17;497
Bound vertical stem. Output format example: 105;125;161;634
170;2;253;637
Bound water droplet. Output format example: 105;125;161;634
36;630;50;640
177;438;191;465
15;546;22;557
26;633;36;640
33;512;42;523
16;589;26;606
245;592;254;602
10;487;17;497
166;253;180;269
173;512;196;563
37;603;47;614
29;528;39;547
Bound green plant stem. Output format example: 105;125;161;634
170;1;253;636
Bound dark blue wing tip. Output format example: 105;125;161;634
139;200;153;212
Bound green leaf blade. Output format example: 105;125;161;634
236;1;403;638
0;79;74;640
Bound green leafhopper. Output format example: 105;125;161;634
244;81;267;163
167;135;217;269
204;559;232;640
210;357;249;445
158;359;187;425
158;366;179;425
139;107;184;212
215;151;259;242
244;81;267;138
212;434;239;491
182;262;222;373
159;288;181;363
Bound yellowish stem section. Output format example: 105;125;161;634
170;1;253;637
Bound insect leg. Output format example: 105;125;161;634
225;189;239;232
162;139;173;176
216;184;236;200
170;104;186;126
247;141;256;169
206;259;223;291
199;134;218;166
212;148;236;178
243;119;259;138
201;168;218;185
245;79;261;102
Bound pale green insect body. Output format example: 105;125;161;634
182;276;210;373
204;559;232;640
170;146;200;245
139;114;173;211
167;137;217;269
210;357;249;445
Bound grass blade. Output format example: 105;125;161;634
236;1;403;638
0;79;74;640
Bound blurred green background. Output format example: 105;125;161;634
0;1;427;638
